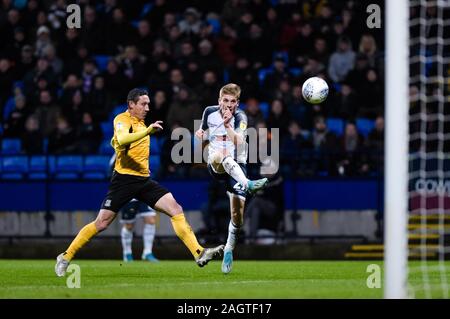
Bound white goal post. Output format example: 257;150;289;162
384;0;409;299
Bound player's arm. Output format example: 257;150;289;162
195;107;210;146
224;111;246;145
116;119;163;146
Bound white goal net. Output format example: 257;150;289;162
407;0;450;298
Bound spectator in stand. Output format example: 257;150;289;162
80;58;99;94
33;89;61;137
312;116;339;174
328;36;355;83
167;85;202;132
47;116;77;154
267;99;290;138
244;97;265;128
228;56;259;101
103;59;127;107
179;7;202;36
85;75;109;121
21;114;43;154
146;90;169;137
337;122;369;176
195;70;222;108
74;112;103;154
0;57;17;111
3;94;28;138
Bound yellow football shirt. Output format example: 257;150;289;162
111;111;150;177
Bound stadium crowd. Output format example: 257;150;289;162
0;0;385;178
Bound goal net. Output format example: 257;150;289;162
407;0;450;298
385;0;450;299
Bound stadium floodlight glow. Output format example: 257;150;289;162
384;0;409;299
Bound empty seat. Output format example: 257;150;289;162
1;138;22;154
2;156;28;179
83;155;110;179
109;104;127;121
99;139;114;155
326;118;344;136
149;155;161;175
258;68;273;86
93;55;111;72
28;155;55;179
259;102;269;119
150;136;161;155
356;118;375;137
55;155;82;179
101;121;114;139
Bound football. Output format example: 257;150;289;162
301;77;329;104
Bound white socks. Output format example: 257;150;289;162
222;156;249;189
224;221;239;251
143;223;156;256
121;227;133;255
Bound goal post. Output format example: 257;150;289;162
384;0;410;299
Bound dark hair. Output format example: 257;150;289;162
127;88;148;104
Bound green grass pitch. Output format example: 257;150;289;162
0;260;449;298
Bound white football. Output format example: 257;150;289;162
301;77;329;104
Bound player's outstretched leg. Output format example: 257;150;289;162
247;177;269;194
222;195;245;274
55;209;114;277
221;156;268;194
156;193;224;267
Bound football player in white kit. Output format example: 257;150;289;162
195;83;268;274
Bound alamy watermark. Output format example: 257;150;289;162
366;264;381;289
66;264;81;288
366;4;381;29
66;4;81;29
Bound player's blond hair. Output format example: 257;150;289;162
219;83;241;100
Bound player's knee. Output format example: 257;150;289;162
95;220;109;232
123;223;134;231
171;202;184;216
210;152;224;164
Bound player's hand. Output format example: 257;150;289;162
148;121;163;134
195;129;204;140
223;109;232;127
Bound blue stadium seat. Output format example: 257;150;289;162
2;156;28;179
100;121;114;139
1;138;22;155
149;155;160;175
99;139;114;155
140;3;153;17
55;155;82;179
289;67;302;77
273;51;289;64
259;102;269;119
356;118;375;137
83;155;110;180
150;136;161;155
258;68;274;86
207;18;221;34
93;55;111;72
29;155;48;179
326;118;344;136
110;104;127;121
3;97;16;120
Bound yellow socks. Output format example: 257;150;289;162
63;222;98;261
171;214;204;258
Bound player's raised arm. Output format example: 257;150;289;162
115;120;163;146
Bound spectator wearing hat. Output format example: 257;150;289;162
179;7;202;36
35;25;53;57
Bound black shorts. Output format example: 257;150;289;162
101;171;169;213
207;163;247;199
